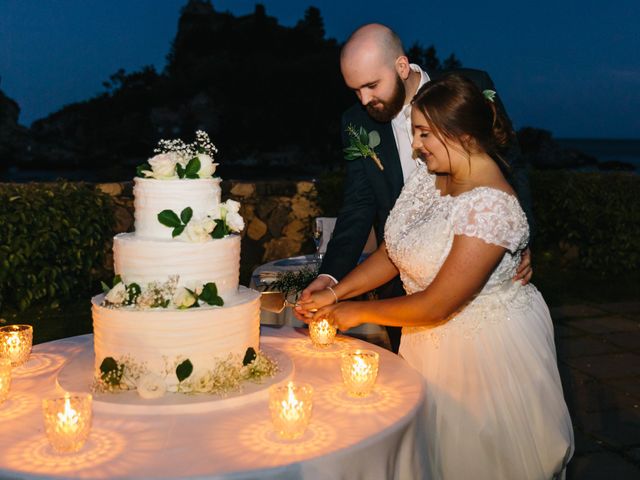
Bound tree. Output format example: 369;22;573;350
407;42;462;72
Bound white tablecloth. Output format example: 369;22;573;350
0;328;427;479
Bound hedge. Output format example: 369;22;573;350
0;182;115;311
531;170;639;274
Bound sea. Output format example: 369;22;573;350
556;138;640;173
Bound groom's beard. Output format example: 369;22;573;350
366;75;406;123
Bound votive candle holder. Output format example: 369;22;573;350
341;349;379;397
309;318;337;347
269;381;313;439
0;357;11;403
42;392;93;453
0;324;33;367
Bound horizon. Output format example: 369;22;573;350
1;0;639;139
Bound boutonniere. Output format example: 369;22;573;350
344;124;384;171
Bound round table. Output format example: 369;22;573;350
0;327;427;479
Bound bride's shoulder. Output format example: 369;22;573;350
451;185;529;252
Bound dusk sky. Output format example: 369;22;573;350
1;0;639;138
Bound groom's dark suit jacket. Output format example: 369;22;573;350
319;68;531;298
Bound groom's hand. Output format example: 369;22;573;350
294;276;337;321
513;248;532;285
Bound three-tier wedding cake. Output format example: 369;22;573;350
92;132;273;398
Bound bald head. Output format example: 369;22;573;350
341;23;405;68
340;24;414;122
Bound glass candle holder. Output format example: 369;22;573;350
0;324;33;367
0;357;11;403
42;392;93;453
269;381;313;440
309;318;337;347
341;350;380;397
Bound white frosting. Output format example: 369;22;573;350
93;287;261;378
113;233;240;299
133;177;222;240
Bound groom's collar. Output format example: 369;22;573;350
395;64;430;122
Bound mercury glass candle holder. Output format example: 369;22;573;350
309;318;337;347
269;381;313;440
341;350;380;397
0;357;11;403
42;392;93;453
0;324;33;367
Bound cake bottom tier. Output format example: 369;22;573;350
92;287;260;391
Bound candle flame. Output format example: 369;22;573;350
280;382;303;421
57;394;80;433
6;333;20;353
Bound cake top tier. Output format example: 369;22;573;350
131;131;244;241
134;177;227;240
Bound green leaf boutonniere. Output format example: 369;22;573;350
344;124;384;171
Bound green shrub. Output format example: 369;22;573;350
0;182;115;311
531;170;639;273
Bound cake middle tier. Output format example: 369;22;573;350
113;233;240;298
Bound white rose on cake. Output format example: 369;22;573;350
136;373;167;399
196;154;219;178
173;287;197;309
105;282;127;305
223;199;241;214
146;152;180;179
226;212;245;233
185;219;213;243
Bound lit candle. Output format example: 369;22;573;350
42;392;93;453
269;381;313;439
309;318;337;347
0;325;33;367
0;358;10;403
57;394;80;434
341;350;379;397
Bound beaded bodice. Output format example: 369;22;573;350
385;163;532;340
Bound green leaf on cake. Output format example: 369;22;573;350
176;163;186;179
100;357;118;375
172;225;185;238
113;274;122;287
242;347;257;366
136;162;152;178
180;207;193;224
176;359;193;382
185;157;201;179
99;357;123;386
126;283;141;304
101;281;111;294
199;282;224;306
158;209;182;228
210;219;229;239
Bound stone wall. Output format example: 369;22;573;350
96;179;321;283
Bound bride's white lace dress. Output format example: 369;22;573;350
385;164;574;479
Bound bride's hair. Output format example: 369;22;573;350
412;73;514;168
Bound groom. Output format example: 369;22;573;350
298;24;532;352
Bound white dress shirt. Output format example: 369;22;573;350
391;64;430;181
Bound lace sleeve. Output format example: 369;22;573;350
451;188;529;253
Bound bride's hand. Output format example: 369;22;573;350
312;301;364;332
294;289;336;323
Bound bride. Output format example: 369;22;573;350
297;73;574;479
